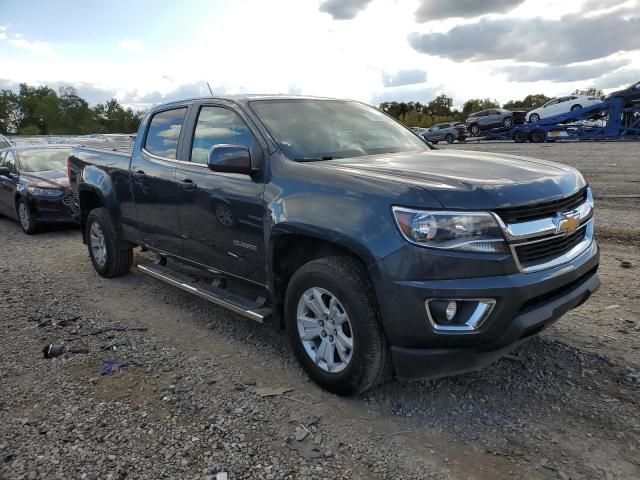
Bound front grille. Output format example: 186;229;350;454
515;226;587;269
62;194;79;209
495;188;587;224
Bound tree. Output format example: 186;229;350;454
462;98;500;115
16;84;61;134
503;94;552;110
0;89;19;134
427;95;453;116
573;87;604;97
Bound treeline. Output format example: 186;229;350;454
0;84;143;135
380;88;604;128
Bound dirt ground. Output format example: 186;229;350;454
1;141;639;479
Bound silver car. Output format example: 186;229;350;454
421;123;468;144
466;108;515;136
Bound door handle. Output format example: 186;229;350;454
132;171;147;183
180;179;197;191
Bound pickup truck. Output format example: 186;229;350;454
67;95;600;395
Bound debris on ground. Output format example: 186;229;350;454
255;386;293;397
101;360;129;375
42;344;65;358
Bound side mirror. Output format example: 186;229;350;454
0;167;10;177
207;144;254;174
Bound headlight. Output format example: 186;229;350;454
27;187;64;197
392;207;507;253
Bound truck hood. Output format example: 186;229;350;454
314;149;586;210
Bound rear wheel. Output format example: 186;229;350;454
571;104;582;111
430;140;439;144
503;117;513;127
513;130;527;143
529;129;545;143
445;133;455;144
17;199;37;235
285;256;390;396
86;207;133;278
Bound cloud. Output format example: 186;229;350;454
415;0;524;22
319;0;372;20
498;58;631;83
119;81;222;109
409;8;640;65
598;68;640;89
0;29;54;55
370;83;442;104
118;39;144;53
382;69;427;88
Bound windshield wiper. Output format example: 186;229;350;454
294;156;337;162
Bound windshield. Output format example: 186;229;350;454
250;99;428;160
18;148;70;173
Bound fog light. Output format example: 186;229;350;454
445;301;457;321
426;298;496;332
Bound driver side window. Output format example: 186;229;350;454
191;106;254;164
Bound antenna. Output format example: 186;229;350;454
206;82;213;95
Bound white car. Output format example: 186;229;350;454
526;95;602;123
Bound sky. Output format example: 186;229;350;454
0;0;639;110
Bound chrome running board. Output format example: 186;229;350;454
138;263;272;323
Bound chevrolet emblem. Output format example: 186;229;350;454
554;211;580;235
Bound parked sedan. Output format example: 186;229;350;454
604;80;640;107
0;145;79;234
422;123;468;144
526;95;602;123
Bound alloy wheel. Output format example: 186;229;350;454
296;287;354;373
89;222;107;268
18;202;31;231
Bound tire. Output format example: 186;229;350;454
16;198;37;235
431;140;439;144
529;113;540;123
571;104;582;111
529;129;545;143
86;207;133;278
445;133;455;144
469;124;480;136
513;130;527;143
285;256;390;396
503;117;513;128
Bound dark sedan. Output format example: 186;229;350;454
0;145;79;234
605;80;640;107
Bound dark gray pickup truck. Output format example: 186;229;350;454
67;95;600;395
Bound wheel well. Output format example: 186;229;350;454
271;234;368;329
79;190;104;241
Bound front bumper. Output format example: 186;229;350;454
28;195;79;224
370;239;600;380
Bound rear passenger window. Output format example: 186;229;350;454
144;108;187;159
191;106;254;164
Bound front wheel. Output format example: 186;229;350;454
17;199;37;235
285;256;390;396
529;113;540;123
445;133;455;144
571;104;582;111
86;207;133;278
469;124;480;136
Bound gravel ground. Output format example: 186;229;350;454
1;142;640;479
